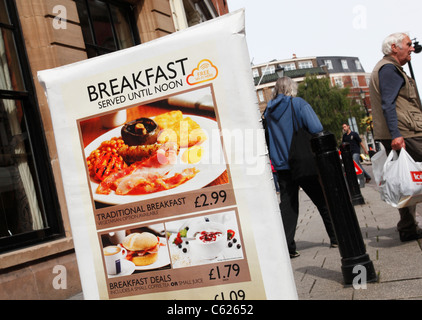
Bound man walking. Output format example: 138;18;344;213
369;32;422;242
342;123;372;183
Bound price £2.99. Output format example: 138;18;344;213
194;190;227;208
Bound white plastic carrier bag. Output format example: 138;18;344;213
371;148;388;187
375;148;422;208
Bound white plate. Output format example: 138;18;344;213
85;115;226;205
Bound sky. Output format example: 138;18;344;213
227;0;422;87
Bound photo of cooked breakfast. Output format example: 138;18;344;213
100;224;170;278
79;86;228;208
166;210;244;268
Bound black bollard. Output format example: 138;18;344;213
339;143;365;205
311;131;377;286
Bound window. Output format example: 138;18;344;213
341;59;349;70
257;90;265;102
281;63;296;71
0;0;63;252
75;0;141;58
324;60;333;70
352;76;359;87
252;68;259;78
261;65;275;75
355;60;362;70
298;61;313;69
334;77;344;88
182;0;218;27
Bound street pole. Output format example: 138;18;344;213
311;131;377;285
340;142;365;205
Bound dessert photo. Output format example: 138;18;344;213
166;210;244;268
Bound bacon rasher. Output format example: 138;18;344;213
96;146;198;195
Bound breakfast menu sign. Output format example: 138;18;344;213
38;10;296;300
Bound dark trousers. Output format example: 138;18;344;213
379;137;422;235
277;170;337;254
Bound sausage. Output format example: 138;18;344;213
117;144;161;164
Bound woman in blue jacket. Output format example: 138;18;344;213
264;77;337;258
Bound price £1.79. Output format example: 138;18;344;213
209;263;240;281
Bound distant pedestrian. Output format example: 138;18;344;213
264;76;337;258
342;123;372;183
369;32;422;242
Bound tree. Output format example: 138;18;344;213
297;75;366;143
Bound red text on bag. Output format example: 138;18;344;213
410;171;422;182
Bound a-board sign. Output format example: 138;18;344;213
38;9;297;300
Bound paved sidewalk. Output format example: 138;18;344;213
290;165;422;300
